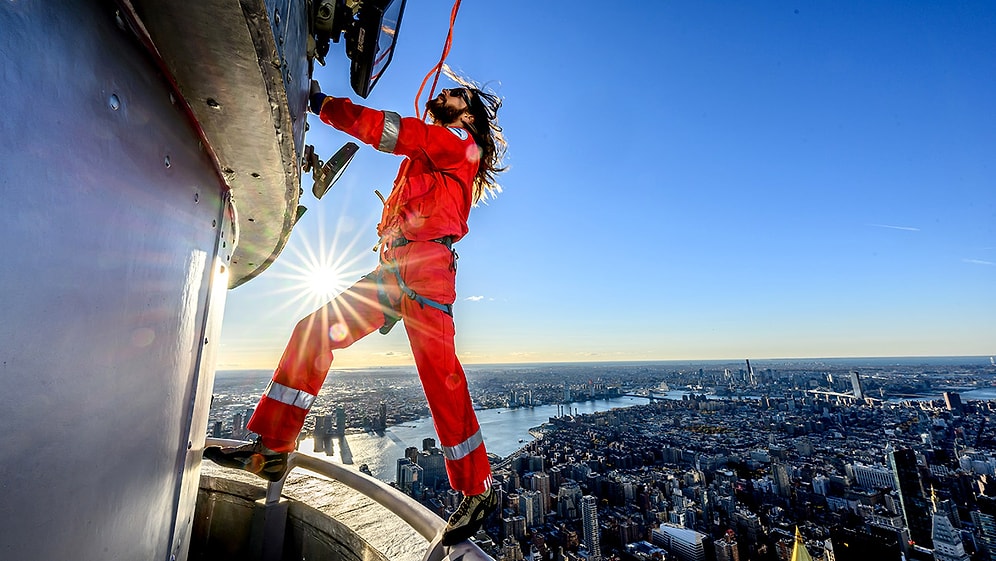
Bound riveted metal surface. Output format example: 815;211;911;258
0;1;230;559
126;0;311;287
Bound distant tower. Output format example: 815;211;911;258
849;371;864;400
943;392;964;416
581;495;601;561
379;401;387;430
890;447;933;548
336;405;346;436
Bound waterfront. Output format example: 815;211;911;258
298;395;654;482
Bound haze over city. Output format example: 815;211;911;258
216;2;995;370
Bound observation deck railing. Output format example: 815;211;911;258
205;438;494;561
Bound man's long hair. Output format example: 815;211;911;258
445;67;507;203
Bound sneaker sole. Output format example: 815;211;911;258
441;493;498;546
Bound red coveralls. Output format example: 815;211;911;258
247;97;493;495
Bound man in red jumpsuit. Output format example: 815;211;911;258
205;79;506;546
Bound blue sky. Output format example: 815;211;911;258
217;1;995;369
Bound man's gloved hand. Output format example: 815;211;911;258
309;80;328;114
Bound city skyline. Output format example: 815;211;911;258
217;2;995;370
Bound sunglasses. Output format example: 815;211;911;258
447;87;475;109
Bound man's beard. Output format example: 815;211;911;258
425;97;464;125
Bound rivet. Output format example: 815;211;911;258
222;241;226;248
274;10;280;26
248;217;255;222
219;264;226;274
108;94;120;111
164;155;171;168
206;98;220;109
251;172;261;178
212;219;217;227
204;338;209;345
194;193;199;203
187;441;193;450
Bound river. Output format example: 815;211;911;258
298;395;654;482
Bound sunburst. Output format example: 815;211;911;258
267;205;378;320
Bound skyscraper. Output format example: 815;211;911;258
849;371;864;400
336;405;346;436
520;490;544;527
531;471;552;513
581;495;601;561
943;392;964;416
932;499;969;561
889;447;933;548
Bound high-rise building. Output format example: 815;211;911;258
971;511;996;561
889;448;933;549
531;471;551;513
850;371;864;400
520;490;544;527
395;458;422;495
851;463;895;491
944;392;964;416
651;523;706;561
503;515;527;541
336;405;346;436
932;500;969;561
773;462;793;498
557;480;583;520
415;447;447;490
581;495;601;561
715;529;740;561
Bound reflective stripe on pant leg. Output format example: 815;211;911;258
402;296;492;495
263;380;317;410
441;429;485;461
248;271;392;448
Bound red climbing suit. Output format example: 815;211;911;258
247;97;492;495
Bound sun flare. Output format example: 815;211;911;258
266;207;378;319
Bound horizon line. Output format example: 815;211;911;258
216;353;994;372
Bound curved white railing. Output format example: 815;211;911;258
204;438;493;561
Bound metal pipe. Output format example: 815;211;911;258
204;438;445;539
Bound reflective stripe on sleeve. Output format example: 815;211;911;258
263;380;317;411
441;429;484;461
379;111;401;153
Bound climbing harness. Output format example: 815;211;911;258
376;237;457;335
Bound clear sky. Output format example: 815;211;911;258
217;1;995;370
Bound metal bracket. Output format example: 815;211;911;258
303;141;359;200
